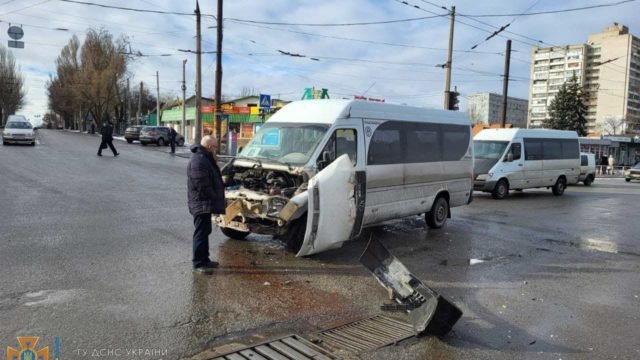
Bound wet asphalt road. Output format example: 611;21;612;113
1;129;639;360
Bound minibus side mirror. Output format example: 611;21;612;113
506;153;514;162
323;150;332;163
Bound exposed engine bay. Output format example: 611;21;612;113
216;160;309;235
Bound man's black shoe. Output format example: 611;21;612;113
97;153;102;156
204;260;219;268
114;153;120;157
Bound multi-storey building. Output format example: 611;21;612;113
528;25;640;134
467;92;528;128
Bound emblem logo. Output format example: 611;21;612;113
7;337;49;360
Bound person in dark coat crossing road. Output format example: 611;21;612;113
187;135;225;274
169;126;178;154
97;121;119;157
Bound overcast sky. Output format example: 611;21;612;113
2;0;639;121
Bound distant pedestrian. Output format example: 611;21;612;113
187;135;225;274
97;121;119;157
169;126;178;154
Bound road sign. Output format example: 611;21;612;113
8;40;24;49
259;94;271;109
8;26;25;49
7;26;24;40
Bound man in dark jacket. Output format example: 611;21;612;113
97;121;119;157
187;135;225;274
169;126;178;154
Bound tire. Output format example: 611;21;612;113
283;214;307;253
177;139;185;147
426;196;449;229
625;178;631;182
552;177;567;196
141;142;147;146
583;175;593;186
126;139;133;144
157;138;165;146
492;179;509;200
31;142;36;146
220;227;250;240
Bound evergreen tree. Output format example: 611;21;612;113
544;76;588;136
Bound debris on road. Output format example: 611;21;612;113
360;237;463;337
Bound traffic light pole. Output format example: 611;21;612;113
443;6;455;110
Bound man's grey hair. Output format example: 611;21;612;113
201;135;217;148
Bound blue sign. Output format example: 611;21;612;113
262;128;279;146
259;94;271;109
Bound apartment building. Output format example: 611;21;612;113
467;92;528;128
528;25;640;134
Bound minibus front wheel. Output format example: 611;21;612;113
492;179;509;200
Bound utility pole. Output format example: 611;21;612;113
500;39;512;128
137;82;143;125
215;0;224;152
443;6;455;110
182;59;188;141
195;0;202;144
156;71;161;127
126;77;130;126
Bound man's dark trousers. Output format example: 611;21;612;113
98;140;118;156
192;213;212;268
170;139;176;153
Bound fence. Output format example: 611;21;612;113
596;165;631;177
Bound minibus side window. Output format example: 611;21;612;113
317;128;358;169
504;143;521;161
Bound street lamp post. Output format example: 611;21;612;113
182;59;188;142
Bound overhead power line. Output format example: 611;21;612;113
225;14;444;27
0;0;51;16
226;20;503;55
460;0;638;17
58;0;216;18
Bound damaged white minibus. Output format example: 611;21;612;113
215;100;474;256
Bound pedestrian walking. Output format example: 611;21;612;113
187;135;225;274
169;126;178;154
97;121;119;157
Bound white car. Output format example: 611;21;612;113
2;120;36;146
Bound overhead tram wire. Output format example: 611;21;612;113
0;0;51;16
224;14;446;27
58;0;217;19
458;0;638;17
225;20;503;55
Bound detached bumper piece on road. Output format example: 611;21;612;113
360;237;463;337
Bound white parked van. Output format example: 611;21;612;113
579;152;596;186
473;128;580;199
216;100;474;256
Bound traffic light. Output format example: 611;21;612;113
448;90;460;111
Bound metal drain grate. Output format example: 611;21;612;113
316;315;415;353
211;335;337;360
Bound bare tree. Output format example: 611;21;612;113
47;36;81;129
603;116;625;135
77;28;129;130
0;45;26;126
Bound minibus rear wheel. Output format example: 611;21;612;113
552;176;566;196
426;196;449;229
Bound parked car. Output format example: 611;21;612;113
139;126;184;147
2;120;36;145
624;163;640;182
579;152;596;186
124;125;146;143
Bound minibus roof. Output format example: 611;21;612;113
474;128;579;141
267;99;470;126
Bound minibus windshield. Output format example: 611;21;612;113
240;123;329;165
474;140;509;159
